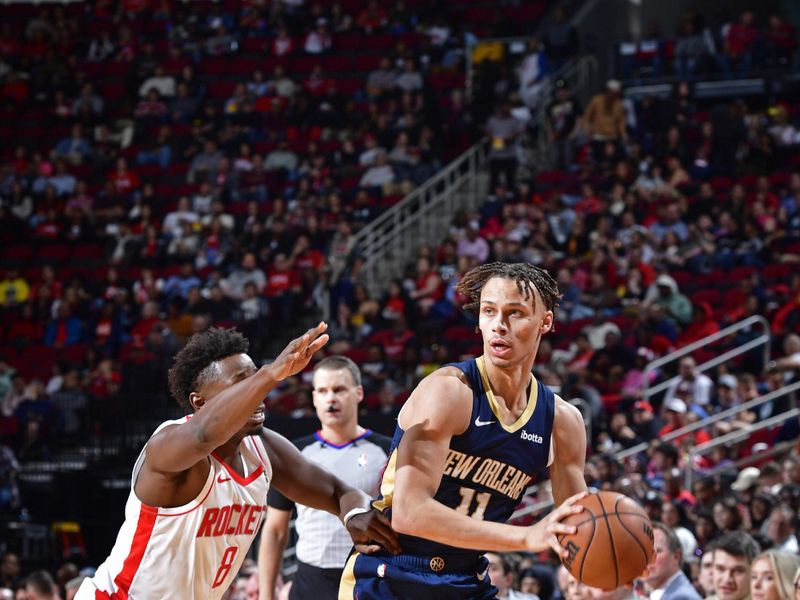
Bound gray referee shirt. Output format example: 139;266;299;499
267;430;391;569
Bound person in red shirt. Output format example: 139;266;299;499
765;14;797;66
720;10;758;76
265;253;302;331
658;397;711;446
108;157;141;196
409;256;443;317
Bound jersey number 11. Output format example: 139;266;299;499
455;487;490;520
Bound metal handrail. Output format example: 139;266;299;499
618;379;800;460
510;381;800;521
684;408;800;488
642;315;771;400
353;139;489;296
695;440;796;483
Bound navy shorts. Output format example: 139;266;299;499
339;551;497;599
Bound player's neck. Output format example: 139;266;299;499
319;422;365;446
482;357;533;410
213;433;247;468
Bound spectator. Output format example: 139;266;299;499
273;26;293;57
486;102;525;191
395;59;423;93
643;523;702;600
162;262;201;300
645;275;692;327
264;141;299;173
548;80;580;169
188;140;223;184
696;548;716;598
71;83;103;116
583;80;626;164
162;196;200;239
764;14;797;68
304;18;331;54
367;57;396;99
766;505;799;553
518;39;549;110
750;550;800;600
359;150;396;191
43;304;83;348
542;6;579;69
664;358;714;408
52;124;91;165
25;570;58;600
712;532;760;600
139;65;176;98
0;269;30;307
457;222;490;264
486;552;539;599
226;252;267;300
719;11;758;78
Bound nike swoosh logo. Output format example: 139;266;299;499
475;417;496;427
218;474;232;483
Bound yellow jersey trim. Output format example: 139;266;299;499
475;356;537;433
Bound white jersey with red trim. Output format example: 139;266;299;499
76;417;271;600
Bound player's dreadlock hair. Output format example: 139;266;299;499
455;262;561;316
168;327;249;409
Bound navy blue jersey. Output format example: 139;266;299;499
373;356;555;559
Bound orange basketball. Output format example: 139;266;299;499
557;491;655;590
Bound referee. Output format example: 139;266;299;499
258;356;391;600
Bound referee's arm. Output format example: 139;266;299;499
258;488;295;600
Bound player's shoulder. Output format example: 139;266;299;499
399;366;473;432
553;394;582;423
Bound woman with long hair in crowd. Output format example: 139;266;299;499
750;550;800;600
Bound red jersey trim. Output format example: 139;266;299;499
95;504;158;599
211;451;264;486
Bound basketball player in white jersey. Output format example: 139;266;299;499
76;323;399;599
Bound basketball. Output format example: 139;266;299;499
557;491;655;590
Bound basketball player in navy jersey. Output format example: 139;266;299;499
340;263;589;599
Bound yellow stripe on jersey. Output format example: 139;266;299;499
338;552;359;599
371;449;398;512
476;356;538;433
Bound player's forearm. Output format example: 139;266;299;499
392;496;527;552
258;525;287;600
191;366;279;449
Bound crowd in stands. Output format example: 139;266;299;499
617;8;797;82
2;0;800;597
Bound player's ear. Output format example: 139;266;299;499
356;385;364;403
540;311;554;334
189;391;204;411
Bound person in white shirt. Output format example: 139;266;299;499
486;552;540;600
358;151;395;188
643;524;701;600
766;505;800;554
664;357;713;407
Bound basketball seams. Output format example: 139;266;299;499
579;508;596;585
613;496;651;571
596;493;620;589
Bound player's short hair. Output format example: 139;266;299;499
714;531;760;564
653;522;683;563
168;327;249;409
25;570;56;595
313;356;362;387
455;262;561;317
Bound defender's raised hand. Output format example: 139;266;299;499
267;322;329;381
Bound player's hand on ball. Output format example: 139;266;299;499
266;322;329;381
524;491;587;557
346;509;401;555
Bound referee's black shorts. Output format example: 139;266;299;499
289;560;344;600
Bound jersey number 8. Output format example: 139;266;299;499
212;546;238;588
